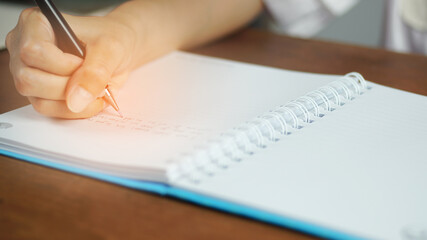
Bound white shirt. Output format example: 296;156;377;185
384;0;427;54
263;0;427;55
262;0;359;37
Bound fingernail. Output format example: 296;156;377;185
68;86;94;113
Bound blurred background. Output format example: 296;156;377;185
0;0;424;55
0;0;126;50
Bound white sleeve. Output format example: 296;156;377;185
400;0;427;31
383;0;427;54
263;0;358;37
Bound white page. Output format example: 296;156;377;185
175;83;427;239
0;51;339;181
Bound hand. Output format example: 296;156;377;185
6;7;136;118
6;0;262;118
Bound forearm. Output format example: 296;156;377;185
106;0;263;68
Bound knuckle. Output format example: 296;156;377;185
14;81;27;96
31;98;48;115
20;41;42;64
14;68;33;96
5;31;14;50
19;7;38;22
19;8;32;21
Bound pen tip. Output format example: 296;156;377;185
103;88;123;118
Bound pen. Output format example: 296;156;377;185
33;0;123;117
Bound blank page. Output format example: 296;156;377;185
175;83;427;240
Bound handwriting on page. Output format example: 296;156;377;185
86;114;212;139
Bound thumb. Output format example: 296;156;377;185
66;38;124;113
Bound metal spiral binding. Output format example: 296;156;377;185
167;72;369;183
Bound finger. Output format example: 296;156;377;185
5;28;17;53
12;65;69;100
110;71;130;90
66;37;126;113
18;9;83;75
20;40;83;76
28;97;104;119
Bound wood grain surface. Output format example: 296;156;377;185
1;28;426;240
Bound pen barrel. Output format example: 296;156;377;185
35;0;86;57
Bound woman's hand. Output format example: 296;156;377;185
6;7;136;118
6;0;262;119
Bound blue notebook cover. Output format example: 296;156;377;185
1;148;366;240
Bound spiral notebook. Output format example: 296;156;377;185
1;51;426;240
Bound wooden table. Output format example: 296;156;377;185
1;28;426;240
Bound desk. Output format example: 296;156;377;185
1;28;427;240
